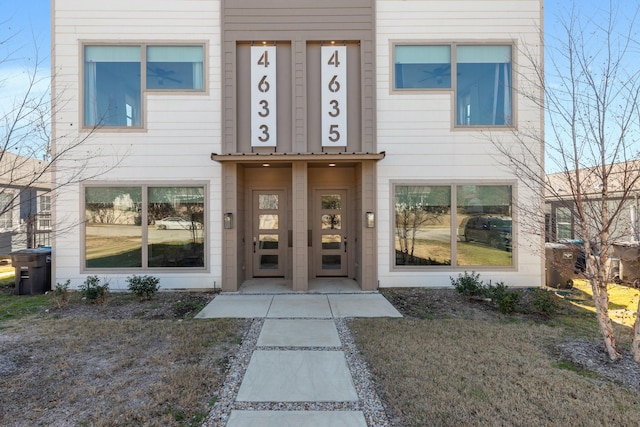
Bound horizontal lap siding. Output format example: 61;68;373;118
53;0;223;288
222;0;375;153
376;0;543;287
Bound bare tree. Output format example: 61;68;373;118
490;1;640;361
1;25;122;246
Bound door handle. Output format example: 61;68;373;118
253;237;257;253
344;236;347;253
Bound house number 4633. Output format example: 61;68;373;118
251;46;277;147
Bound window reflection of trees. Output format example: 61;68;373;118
395;186;450;265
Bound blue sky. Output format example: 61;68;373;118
2;0;621;67
1;1;50;113
3;0;633;93
1;1;49;67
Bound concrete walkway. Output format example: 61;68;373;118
197;292;401;426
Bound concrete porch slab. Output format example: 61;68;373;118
328;294;403;318
257;319;341;347
236;350;358;402
195;293;403;319
193;294;273;318
227;410;367;427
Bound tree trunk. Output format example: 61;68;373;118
631;297;640;363
590;277;622;361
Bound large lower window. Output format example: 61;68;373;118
85;185;205;269
84;44;205;128
456;185;512;266
393;43;513;126
395;186;452;265
394;184;513;268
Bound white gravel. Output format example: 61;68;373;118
203;317;391;426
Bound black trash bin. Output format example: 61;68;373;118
10;247;52;295
545;243;580;289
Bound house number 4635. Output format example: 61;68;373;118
322;46;347;147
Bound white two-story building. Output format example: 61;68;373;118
52;0;544;291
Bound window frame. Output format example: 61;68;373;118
391;41;516;129
390;181;517;271
0;191;16;230
38;193;52;231
81;182;209;273
81;41;208;131
393;44;452;90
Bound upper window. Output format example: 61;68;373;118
84;44;205;128
393;43;513;127
146;46;204;90
394;45;451;89
84;46;142;127
456;46;512;126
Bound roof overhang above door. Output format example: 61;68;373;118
210;151;385;164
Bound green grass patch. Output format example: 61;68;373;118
553;360;601;379
0;291;51;324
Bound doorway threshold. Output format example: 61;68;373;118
237;278;366;294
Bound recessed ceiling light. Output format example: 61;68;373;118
262;163;270;167
329;163;336;167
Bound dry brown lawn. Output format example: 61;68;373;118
0;291;249;426
351;288;640;427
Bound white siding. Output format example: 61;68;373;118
52;0;544;290
52;0;223;289
376;0;544;287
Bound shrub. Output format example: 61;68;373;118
79;275;109;304
126;275;160;301
52;279;71;309
450;271;484;297
451;273;522;314
486;281;522;314
531;287;560;316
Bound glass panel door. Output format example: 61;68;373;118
253;190;285;277
316;190;347;276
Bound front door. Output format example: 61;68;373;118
252;190;286;277
316;190;348;276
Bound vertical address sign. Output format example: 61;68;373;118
251;46;277;147
322;45;347;147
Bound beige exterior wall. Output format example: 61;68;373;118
217;0;379;290
51;0;544;290
52;0;222;289
376;0;544;287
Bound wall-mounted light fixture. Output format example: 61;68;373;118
224;212;234;229
365;211;375;228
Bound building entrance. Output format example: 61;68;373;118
315;189;348;276
252;190;286;277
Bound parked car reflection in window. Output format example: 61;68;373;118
463;215;512;251
155;217;203;230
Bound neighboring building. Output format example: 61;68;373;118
52;0;544;290
0;151;51;257
545;162;640;243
